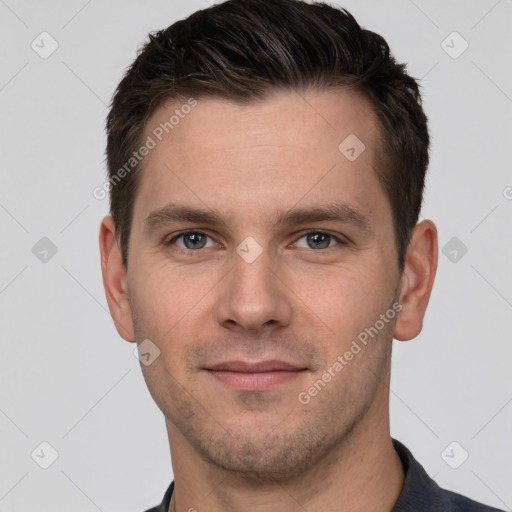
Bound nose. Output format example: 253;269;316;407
215;243;293;334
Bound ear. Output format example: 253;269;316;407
99;215;136;342
394;220;438;341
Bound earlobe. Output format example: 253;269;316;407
99;216;136;342
393;220;438;342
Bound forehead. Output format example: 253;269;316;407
145;87;378;155
134;88;386;226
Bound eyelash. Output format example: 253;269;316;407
165;230;347;254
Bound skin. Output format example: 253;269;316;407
100;87;438;512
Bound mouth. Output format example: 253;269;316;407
204;360;308;391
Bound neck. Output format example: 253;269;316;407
166;400;404;512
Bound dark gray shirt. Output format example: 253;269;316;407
144;439;503;511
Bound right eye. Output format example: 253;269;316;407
166;231;217;251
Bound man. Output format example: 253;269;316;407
99;0;503;510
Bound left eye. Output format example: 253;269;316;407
294;231;341;250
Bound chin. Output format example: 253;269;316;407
187;419;342;483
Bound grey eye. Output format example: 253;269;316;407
175;232;213;250
295;232;339;250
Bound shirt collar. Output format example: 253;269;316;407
154;438;490;511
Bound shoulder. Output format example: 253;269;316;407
392;439;504;512
439;487;504;511
141;481;174;512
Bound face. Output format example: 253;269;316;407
113;88;406;480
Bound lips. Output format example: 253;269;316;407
205;360;307;391
206;360;305;372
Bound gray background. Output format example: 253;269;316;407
0;0;511;510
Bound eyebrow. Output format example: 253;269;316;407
144;201;373;235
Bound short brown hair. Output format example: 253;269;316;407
105;0;430;272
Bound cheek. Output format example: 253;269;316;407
130;264;218;354
293;267;383;325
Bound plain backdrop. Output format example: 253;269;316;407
0;0;511;511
